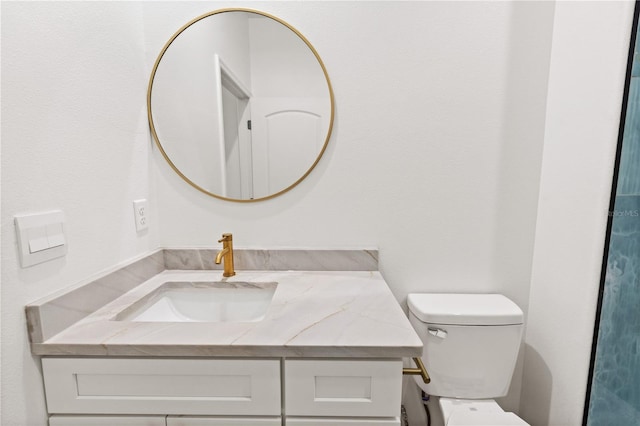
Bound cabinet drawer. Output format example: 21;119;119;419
284;359;402;417
287;418;399;425
167;416;281;425
49;415;165;426
43;358;280;416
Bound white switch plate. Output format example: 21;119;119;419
133;199;148;232
15;210;67;268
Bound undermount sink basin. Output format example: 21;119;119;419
115;281;278;323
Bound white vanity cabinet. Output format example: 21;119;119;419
42;358;281;420
286;420;400;425
42;358;403;426
166;417;282;425
284;359;402;426
48;416;283;426
287;417;400;426
48;416;166;426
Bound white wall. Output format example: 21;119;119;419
153;0;552;296
520;1;635;425
1;2;156;425
149;0;555;421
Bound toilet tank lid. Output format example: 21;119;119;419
407;293;523;325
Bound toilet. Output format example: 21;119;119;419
407;293;530;426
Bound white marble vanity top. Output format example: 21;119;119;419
29;269;423;357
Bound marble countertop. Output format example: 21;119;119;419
30;270;423;358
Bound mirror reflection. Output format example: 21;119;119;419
148;9;334;201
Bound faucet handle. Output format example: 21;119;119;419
218;233;233;243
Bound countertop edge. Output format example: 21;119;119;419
32;343;423;358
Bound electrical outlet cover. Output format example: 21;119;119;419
133;199;148;232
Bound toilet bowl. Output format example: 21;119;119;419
407;293;529;426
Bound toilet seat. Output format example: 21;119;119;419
439;398;529;426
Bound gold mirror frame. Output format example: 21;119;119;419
147;8;335;202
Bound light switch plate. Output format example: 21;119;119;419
15;210;67;268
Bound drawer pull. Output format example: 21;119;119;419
402;357;431;384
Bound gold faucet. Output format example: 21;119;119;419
215;233;236;277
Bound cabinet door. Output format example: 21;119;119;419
286;418;399;426
49;415;166;426
167;416;282;425
285;359;402;418
43;358;280;415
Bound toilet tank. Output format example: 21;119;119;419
407;293;524;399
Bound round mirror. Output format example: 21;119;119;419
148;8;334;202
